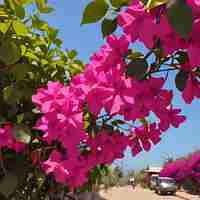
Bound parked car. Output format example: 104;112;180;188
155;177;177;195
150;175;159;190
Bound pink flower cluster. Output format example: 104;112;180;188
160;151;200;185
32;80;130;189
118;0;200;103
32;33;185;189
0;123;26;153
30;0;200;190
1;0;200;191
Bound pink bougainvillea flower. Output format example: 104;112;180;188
129;136;143;156
129;123;162;156
148;123;162;145
42;150;63;174
118;0;157;48
186;0;200;15
0;127;12;149
182;74;200;104
160;159;188;181
32;81;64;113
188;42;200;68
160;151;200;185
156;106;186;131
135;126;152;152
87;69;135;115
89;35;129;73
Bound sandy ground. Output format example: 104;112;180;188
98;186;200;200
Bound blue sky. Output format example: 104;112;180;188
45;1;200;172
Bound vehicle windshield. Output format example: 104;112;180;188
160;178;175;184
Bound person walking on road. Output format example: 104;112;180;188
129;177;136;189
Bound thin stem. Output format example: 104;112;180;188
0;150;6;175
151;67;178;74
98;113;115;121
144;49;154;60
98;114;109;120
164;63;180;69
165;71;169;82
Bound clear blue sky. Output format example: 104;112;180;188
45;0;200;172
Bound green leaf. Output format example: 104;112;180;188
3;86;14;102
67;50;77;59
139;118;148;127
175;70;189;91
146;0;169;10
175;50;189;64
127;50;144;60
41;58;48;65
101;18;117;38
17;113;24;124
13;0;33;6
54;38;62;47
0;173;18;198
25;51;39;61
3;85;20;104
8;0;32;10
7;0;16;10
13;124;31;144
0;40;21;65
0;157;30;197
115;119;125;124
40;5;54;13
140;0;149;4
68;62;84;76
111;119;125;126
154;48;164;61
35;0;54;13
0;116;6;125
167;0;193;38
126;58;148;80
13;20;28;36
0;8;8;18
84;111;90;130
35;170;45;189
81;0;109;24
32;107;40;114
9;63;31;80
48;27;58;41
32;15;49;31
111;0;131;8
20;44;26;55
0;22;11;34
15;6;25;19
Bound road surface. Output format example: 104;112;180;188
99;186;200;200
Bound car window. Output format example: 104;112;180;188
160;179;175;184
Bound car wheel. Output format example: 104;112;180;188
160;191;165;195
157;190;161;195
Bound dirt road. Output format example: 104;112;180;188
99;186;200;200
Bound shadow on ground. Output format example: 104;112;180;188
176;194;193;200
